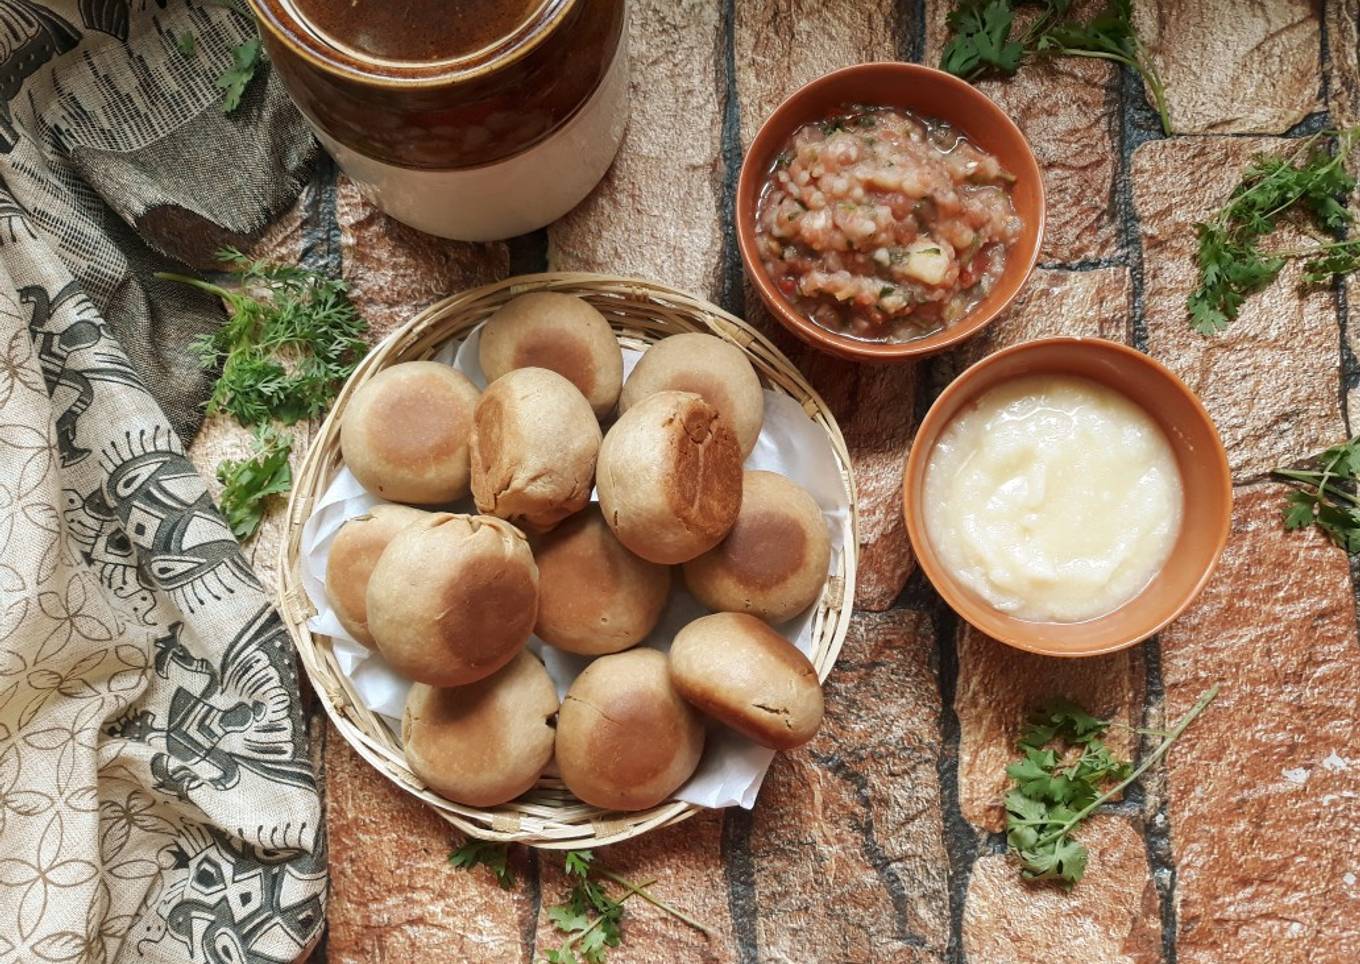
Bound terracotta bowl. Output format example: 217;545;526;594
902;337;1232;657
736;61;1045;362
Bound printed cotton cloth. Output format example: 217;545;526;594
0;2;325;962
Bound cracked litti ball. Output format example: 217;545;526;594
470;367;601;533
340;361;481;504
366;513;538;686
668;612;823;750
325;504;429;646
619;332;764;457
555;648;704;811
683;470;830;624
402;650;559;807
478;291;623;417
533;506;671;656
595;390;742;564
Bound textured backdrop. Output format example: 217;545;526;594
189;0;1360;960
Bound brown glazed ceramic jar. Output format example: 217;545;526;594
250;0;629;240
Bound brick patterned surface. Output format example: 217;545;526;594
182;2;1360;960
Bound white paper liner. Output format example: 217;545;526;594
300;324;851;809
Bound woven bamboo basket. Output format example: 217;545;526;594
276;273;859;848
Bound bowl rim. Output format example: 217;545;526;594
736;60;1047;363
902;335;1233;657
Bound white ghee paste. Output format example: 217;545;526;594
923;374;1183;622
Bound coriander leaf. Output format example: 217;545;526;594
174;30;196;57
940;0;1022;79
218;38;262;114
547;903;590;934
215;425;291;541
1282;489;1318;529
564;850;595;878
448;839;516;890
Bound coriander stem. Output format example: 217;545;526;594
596;868;715;937
1272;471;1360;506
154;271;233;301
552;883;653;957
1033;684;1219;849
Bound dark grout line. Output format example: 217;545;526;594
717;0;746;318
1037;256;1128;272
716;5;757;959
721;808;760;964
299;152;342;279
508;230;550;275
522;847;542;960
931;597;977;964
899;0;927;64
1116;66;1160;352
1112;56;1184;964
1138;639;1179;964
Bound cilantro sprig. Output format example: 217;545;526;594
940;0;1171;135
448;845;712;963
449;838;516;890
216;425;292;541
1275;435;1360;552
218;37;261;114
1188;127;1360;335
1005;686;1218;887
158;248;368;428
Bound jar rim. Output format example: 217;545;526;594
248;0;576;88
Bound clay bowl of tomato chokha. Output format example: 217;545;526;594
737;62;1044;362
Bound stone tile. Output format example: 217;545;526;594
955;626;1144;833
947;266;1132;376
324;725;535;962
547;0;727;299
962;816;1161;963
923;5;1120;264
732;0;899;146
532;811;737;964
1132;137;1345;478
1328;0;1360;129
1138;0;1322;134
786;337;920;611
749;609;950;960
1159;485;1360;960
336;174;510;341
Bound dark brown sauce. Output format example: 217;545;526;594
293;0;541;62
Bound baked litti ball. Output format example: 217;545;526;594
366;513;538;686
596;390;742;565
669;612;824;750
340;361;481;504
479;292;624;417
620;332;764;457
533;506;671;655
325;504;429;646
470;367;601;533
683;470;830;624
402;650;558;807
556;648;704;811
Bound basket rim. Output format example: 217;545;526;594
276;271;861;848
